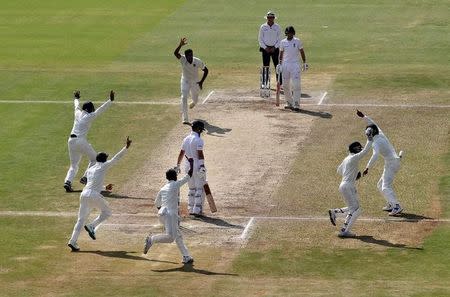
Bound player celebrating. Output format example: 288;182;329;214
175;120;207;216
329;136;372;238
278;26;308;111
174;37;209;125
143;168;194;264
63;90;115;192
67;136;132;252
357;110;404;216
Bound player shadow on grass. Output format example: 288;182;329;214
78;250;177;264
195;119;232;137
189;215;244;229
152;264;238;276
353;236;423;250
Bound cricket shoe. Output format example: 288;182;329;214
143;235;153;254
382;204;393;212
64;181;73;193
328;210;336;226
182;256;194;264
388;204;403;216
189;102;196;109
84;225;96;240
338;231;356;238
292;107;301;112
79;176;87;185
68;242;80;252
284;104;293;110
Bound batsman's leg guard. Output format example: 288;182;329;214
292;75;301;108
188;188;195;213
193;188;204;215
260;66;271;98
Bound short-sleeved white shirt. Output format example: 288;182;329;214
258;23;281;49
279;37;303;63
180;55;205;82
181;131;204;161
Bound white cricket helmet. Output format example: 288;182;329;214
265;11;276;19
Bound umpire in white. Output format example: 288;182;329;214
258;11;281;81
64;90;115;192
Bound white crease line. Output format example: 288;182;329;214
318;91;328;105
202;90;215;104
0;100;178;105
239;217;255;240
309;103;450;108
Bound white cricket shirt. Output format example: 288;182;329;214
70;99;112;138
81;147;127;196
154;175;190;211
337;140;372;184
364;116;399;168
279;37;303;63
258;23;281;49
180;55;205;82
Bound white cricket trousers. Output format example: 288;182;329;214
282;62;301;107
64;137;97;183
335;182;361;233
151;209;190;257
185;161;206;214
69;192;112;244
180;79;200;122
377;158;401;206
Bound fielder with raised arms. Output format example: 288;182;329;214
64;90;115;192
174;38;209;125
175;120;207;216
278;26;308;111
329;136;372;238
143;168;194;264
357;110;403;216
68;136;132;252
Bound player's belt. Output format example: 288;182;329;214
70;134;77;138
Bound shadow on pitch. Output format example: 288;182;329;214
78;250;178;263
190;215;244;229
295;108;332;118
101;192;146;200
393;212;434;222
194;119;232;137
354;236;423;250
152;263;238;276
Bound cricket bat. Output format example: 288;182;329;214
203;183;217;213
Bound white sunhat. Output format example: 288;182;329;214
265;11;276;19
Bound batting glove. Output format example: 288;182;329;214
302;63;309;71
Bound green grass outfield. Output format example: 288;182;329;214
0;0;449;296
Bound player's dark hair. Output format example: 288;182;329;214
166;169;177;181
82;102;95;113
96;152;108;163
349;142;362;154
184;49;193;56
285;26;295;35
366;124;379;136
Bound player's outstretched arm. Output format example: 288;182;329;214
174;37;187;59
73;90;81;110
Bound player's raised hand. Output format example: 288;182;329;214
180;37;187;46
363;168;369;176
74;90;81;99
356;109;365;118
110;90;115;101
126;136;132;148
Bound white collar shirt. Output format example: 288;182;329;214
154;175;190;211
280;37;303;63
337;140;372;184
179;55;205;82
82;147;127;195
258;22;281;49
70;99;112;138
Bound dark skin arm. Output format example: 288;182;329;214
198;67;209;89
177;150;185;166
174;37;187;59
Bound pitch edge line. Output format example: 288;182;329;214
318;91;328;105
202;90;215;104
239;217;255;240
